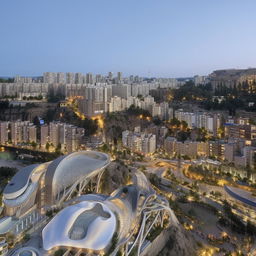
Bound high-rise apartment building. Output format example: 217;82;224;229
117;72;122;83
66;72;75;84
40;125;49;147
108;72;113;80
49;122;85;152
0;122;9;145
75;73;83;84
122;130;156;155
56;72;66;84
49;122;60;147
43;72;56;84
86;73;93;84
95;74;103;83
108;96;123;112
28;125;37;143
112;84;131;99
78;85;111;116
10;121;34;145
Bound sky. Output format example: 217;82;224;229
1;0;256;78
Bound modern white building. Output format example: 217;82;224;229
0;151;110;238
41;171;177;256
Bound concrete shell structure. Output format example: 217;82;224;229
44;151;110;204
1;151;110;237
3;163;47;217
14;247;40;256
43;201;116;251
42;171;178;255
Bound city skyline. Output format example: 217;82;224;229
1;1;256;255
1;0;256;77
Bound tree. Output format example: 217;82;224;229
100;143;109;152
177;130;190;142
153;117;162;125
181;120;188;130
188;208;196;217
182;155;191;160
23;233;30;242
6;234;15;246
116;251;122;256
31;141;37;149
82;118;98;136
126;105;151;117
247;220;256;236
0;167;16;178
46;209;53;218
46;142;50;151
0;100;9;111
171;81;212;102
197;127;207;141
0;77;14;83
44;108;57;122
37;94;43;100
47;89;65;103
33;116;40;126
170;118;181;127
55;143;62;154
54;249;66;256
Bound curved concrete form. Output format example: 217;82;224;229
2;150;110;225
45;151;110;204
42;171;178;256
3;164;39;200
15;247;40;256
0;217;18;235
4;182;38;207
2;163;45;217
42;201;116;251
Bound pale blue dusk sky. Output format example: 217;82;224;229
0;0;256;77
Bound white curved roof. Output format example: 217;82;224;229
3;182;38;207
0;216;18;235
15;247;40;256
3;162;49;205
45;151;110;202
42;201;116;251
3;164;38;200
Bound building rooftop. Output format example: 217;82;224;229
3;164;38;200
42;201;116;251
45;151;110;204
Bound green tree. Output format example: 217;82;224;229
181;120;188;129
54;249;66;256
23;233;30;242
31;141;37;149
170;118;181;127
46;142;50;151
55;143;62;154
0;167;16;178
